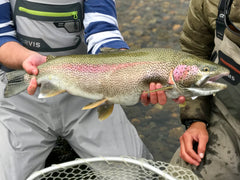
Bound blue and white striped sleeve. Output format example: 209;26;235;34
0;0;18;47
83;0;129;54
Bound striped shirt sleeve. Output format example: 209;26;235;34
84;0;129;54
0;0;18;47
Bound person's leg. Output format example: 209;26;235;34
0;108;57;180
61;96;152;159
0;77;58;180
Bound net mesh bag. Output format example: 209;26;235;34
27;157;199;180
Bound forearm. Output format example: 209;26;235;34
0;41;37;69
180;96;212;127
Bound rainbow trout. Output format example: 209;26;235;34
4;48;229;120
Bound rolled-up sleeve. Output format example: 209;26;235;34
0;0;19;47
83;0;129;54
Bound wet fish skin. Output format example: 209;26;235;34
4;48;229;120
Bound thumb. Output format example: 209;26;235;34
22;54;46;75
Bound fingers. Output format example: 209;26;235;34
197;132;209;159
27;77;38;95
140;91;150;106
23;62;38;75
140;82;167;106
149;82;158;104
173;96;185;104
149;83;167;105
155;83;167;105
22;54;46;75
179;133;201;166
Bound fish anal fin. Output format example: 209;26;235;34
82;98;108;110
38;82;65;98
98;104;114;121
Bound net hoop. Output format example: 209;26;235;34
27;156;198;180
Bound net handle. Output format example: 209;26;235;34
27;157;177;180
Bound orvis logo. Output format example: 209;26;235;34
22;39;41;48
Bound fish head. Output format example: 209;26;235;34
171;54;230;97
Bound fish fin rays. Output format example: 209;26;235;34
38;82;66;98
82;98;114;121
82;98;108;110
97;104;114;121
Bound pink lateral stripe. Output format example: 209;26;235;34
61;61;148;73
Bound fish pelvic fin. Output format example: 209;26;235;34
38;82;66;98
82;98;108;110
98;104;114;121
4;70;29;98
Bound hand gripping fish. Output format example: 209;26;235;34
4;48;229;120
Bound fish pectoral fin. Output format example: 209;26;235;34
38;82;66;98
97;104;114;121
144;85;174;94
82;98;108;110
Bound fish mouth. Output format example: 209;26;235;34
200;81;228;90
185;80;227;97
196;71;230;87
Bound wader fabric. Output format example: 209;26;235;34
0;71;152;180
171;0;240;179
0;1;152;179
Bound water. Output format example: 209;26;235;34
116;0;190;162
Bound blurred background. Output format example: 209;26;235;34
46;0;190;166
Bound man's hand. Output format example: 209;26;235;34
22;54;46;95
179;122;209;166
140;82;185;105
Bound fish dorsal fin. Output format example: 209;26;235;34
100;47;120;54
38;82;66;98
46;55;56;62
82;98;108;110
97;104;114;121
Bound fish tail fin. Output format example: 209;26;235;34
4;70;29;98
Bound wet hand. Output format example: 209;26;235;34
140;82;185;105
22;54;47;95
179;122;209;166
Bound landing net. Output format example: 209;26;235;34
27;157;199;180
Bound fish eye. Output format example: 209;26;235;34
202;66;210;72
